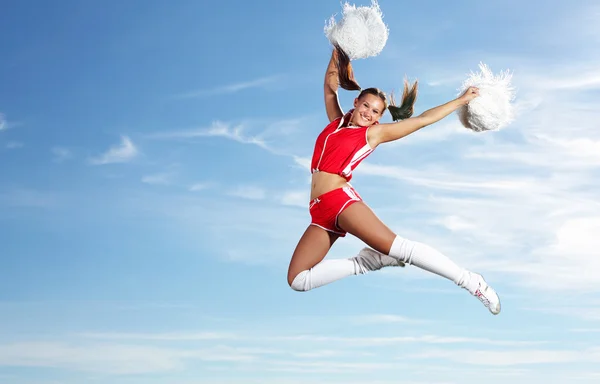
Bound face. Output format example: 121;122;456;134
351;93;385;127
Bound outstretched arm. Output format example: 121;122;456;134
370;87;479;146
324;49;343;122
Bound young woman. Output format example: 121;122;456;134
286;47;501;315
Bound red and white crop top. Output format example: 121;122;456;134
310;110;375;182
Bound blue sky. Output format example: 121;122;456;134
1;0;600;383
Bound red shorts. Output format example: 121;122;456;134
309;186;362;237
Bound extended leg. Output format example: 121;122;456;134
337;202;501;315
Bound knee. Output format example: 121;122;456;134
287;272;297;289
288;270;309;292
287;277;299;291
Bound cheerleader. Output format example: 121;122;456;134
287;47;501;315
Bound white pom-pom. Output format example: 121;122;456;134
324;0;389;60
456;62;516;132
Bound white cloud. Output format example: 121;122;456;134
78;332;237;341
227;186;266;200
291;350;345;359
141;173;171;186
514;217;600;291
518;66;600;92
0;342;184;374
349;314;424;325
52;147;73;163
146;115;318;160
434;215;477;232
464;133;600;170
293;156;311;171
147;121;270;151
402;186;600;292
279;190;308;208
0;323;575;382
264;360;394;374
527;306;600;322
173;75;283;99
0;341;280;375
5;141;23;149
189;182;215;192
275;334;542;347
534;134;600;161
359;162;536;194
412;347;600;366
569;328;600;333
89;136;138;165
0;113;23;132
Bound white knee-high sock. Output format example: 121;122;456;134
290;249;402;292
388;235;474;290
290;258;358;291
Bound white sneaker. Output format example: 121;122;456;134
467;273;501;315
355;247;405;273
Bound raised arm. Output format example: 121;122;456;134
324;49;343;122
323;46;362;122
370;87;480;146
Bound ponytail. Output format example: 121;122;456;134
334;44;361;91
388;79;418;121
333;44;418;121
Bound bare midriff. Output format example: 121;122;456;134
310;171;349;201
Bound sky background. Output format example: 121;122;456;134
1;0;600;383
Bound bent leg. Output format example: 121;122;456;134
287;225;403;292
287;225;339;286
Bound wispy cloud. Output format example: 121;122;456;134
0;341;186;374
0;113;23;132
89;136;138;165
0;113;6;131
0;329;549;378
5;141;23;149
146;115;316;159
412;347;600;366
525;306;600;322
278;190;308;208
173;75;283;99
569;328;600;333
78;331;237;341
275;335;542;347
464;133;600;170
293;156;311;171
147;121;270;150
227;186;266;200
141;173;172;186
356;162;538;195
189;182;216;192
0;341;274;375
52;147;73;163
349;314;426;325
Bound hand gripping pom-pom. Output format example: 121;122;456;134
456;62;516;132
324;0;389;60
